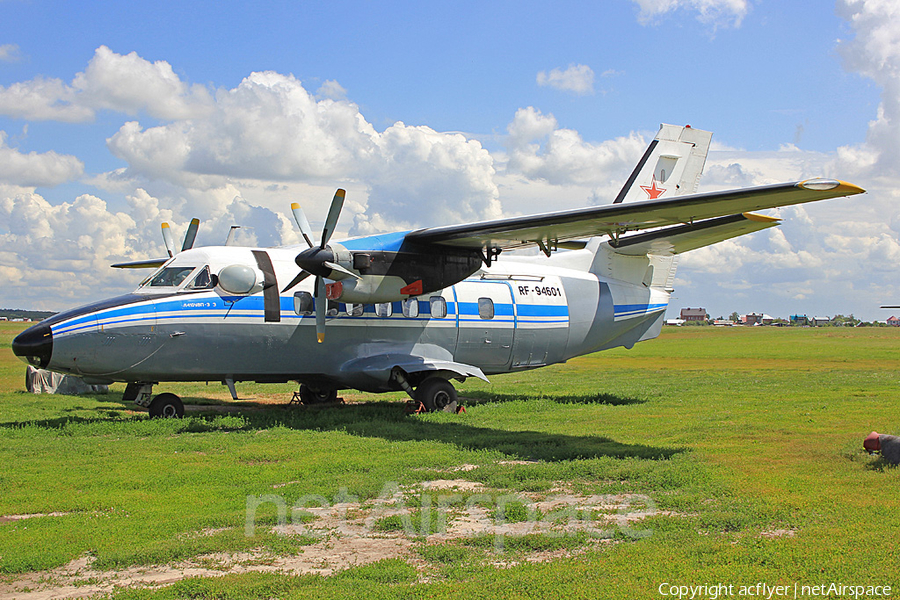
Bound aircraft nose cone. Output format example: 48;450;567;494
12;322;53;369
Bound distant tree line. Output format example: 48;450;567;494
681;312;890;327
0;309;57;321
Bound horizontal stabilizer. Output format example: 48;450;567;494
111;258;168;269
609;213;780;256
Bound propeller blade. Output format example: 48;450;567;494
181;218;200;252
281;270;311;293
315;276;327;343
291;203;315;248
323;261;361;280
320;189;345;248
161;223;176;258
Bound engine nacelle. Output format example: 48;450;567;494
325;275;417;304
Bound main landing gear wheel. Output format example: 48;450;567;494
415;378;458;413
148;393;185;419
298;384;338;404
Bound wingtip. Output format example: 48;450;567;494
836;180;866;195
798;178;865;195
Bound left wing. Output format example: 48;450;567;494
404;179;864;251
609;212;780;256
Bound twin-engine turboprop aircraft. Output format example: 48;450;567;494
12;125;865;417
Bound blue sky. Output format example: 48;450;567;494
0;0;898;320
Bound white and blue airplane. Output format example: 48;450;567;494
12;125;864;417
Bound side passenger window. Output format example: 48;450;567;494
430;296;447;319
376;303;393;317
402;298;419;318
478;297;494;320
327;300;339;317
293;291;314;316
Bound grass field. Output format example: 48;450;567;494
0;323;897;599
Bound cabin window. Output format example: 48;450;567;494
186;266;215;290
478;297;494;320
430;296;447;319
346;303;364;317
293;291;314;316
402;298;419;318
376;302;393;317
147;266;196;288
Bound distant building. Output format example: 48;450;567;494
679;308;708;322
812;316;831;327
665;319;686;326
742;313;764;326
790;314;809;326
888;316;900;327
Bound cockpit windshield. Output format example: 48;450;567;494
144;266;196;288
186;266;215;290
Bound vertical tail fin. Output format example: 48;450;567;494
613;124;712;204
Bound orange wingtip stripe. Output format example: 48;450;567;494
743;212;781;223
834;180;866;195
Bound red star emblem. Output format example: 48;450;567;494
640;177;666;199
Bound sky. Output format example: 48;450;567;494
0;0;898;321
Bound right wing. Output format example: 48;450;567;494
404;179;864;252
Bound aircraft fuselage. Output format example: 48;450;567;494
12;245;667;394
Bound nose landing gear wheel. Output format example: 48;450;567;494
414;378;458;413
148;393;185;418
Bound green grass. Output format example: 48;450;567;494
0;323;898;598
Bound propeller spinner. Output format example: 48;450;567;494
282;189;358;343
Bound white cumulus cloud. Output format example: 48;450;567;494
837;0;900;176
0;46;213;123
536;64;595;95
631;0;749;28
505;107;648;187
0;44;21;62
0;132;84;187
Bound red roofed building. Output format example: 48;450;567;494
680;308;708;322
